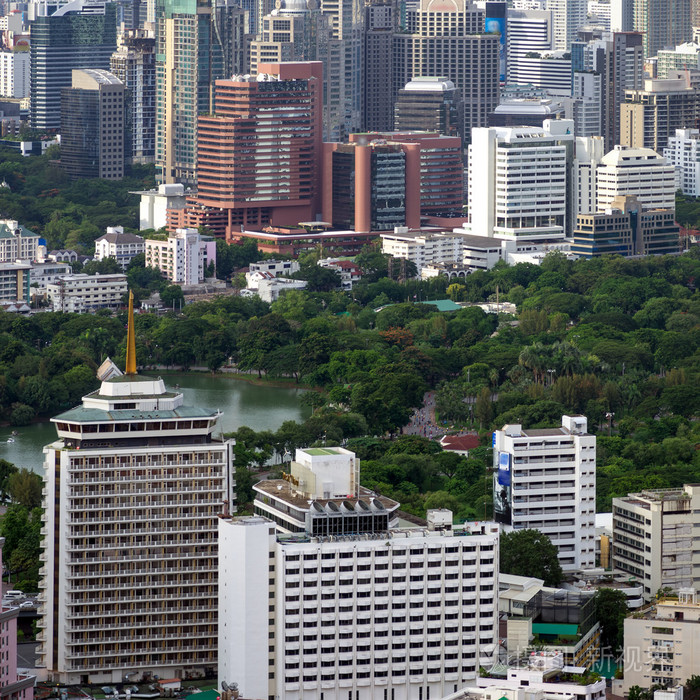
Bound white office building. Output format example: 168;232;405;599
219;447;500;700
46;273;127;313
508;52;572;96
588;1;612;30
612;484;700;600
132;182;188;230
38;310;236;683
492;415;596;573
94;227;145;270
596;145;676;212
664;128;700;197
0;49;29;98
467;121;572;242
380;228;464;273
573;135;606;218
657;42;700;78
145;228;216;286
506;10;552;86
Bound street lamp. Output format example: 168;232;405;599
605;412;615;436
546;368;556;386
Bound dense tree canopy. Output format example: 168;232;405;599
500;529;564;587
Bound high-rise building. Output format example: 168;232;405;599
572;194;680;256
664;128;700;196
110;29;156;164
492;415;597;573
154;0;246;185
612;484;700;600
633;0;692;58
248;2;342;141
571;30;644;147
467;121;572;242
393;0;499;145
596;145;676;211
363;0;395;132
318;0;364;138
0;49;29;98
60;69;125;180
394;77;463;138
620;77;700;152
565;71;603;137
548;0;586;50
29;0;117;130
506;10;552;86
218;446;500;700
194;62;323;237
38;298;236;682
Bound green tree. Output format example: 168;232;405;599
593;588;628;655
0;459;18;501
474;387;493;428
7;468;42;509
500;529;563;586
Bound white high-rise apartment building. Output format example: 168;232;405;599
573;135;606;217
219;447;500;700
380;229;465;273
548;0;587;50
664;128;700;196
566;72;603;137
588;1;612;30
612;484;700;600
38;307;236;683
145;227;216;285
596;145;676;211
0;49;29;98
467;120;572;242
492;415;596;573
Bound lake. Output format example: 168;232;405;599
0;373;311;475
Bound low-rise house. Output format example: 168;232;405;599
94;227;145;270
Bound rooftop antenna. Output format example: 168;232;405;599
125;289;137;375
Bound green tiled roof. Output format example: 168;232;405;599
53;405;218;423
419;299;461;312
532;623;579;636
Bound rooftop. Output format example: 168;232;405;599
254;479;400;512
53;405;218;423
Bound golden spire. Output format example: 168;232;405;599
125;290;137;375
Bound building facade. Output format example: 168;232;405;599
393;0;499;145
38;309;236;683
194;63;323;235
632;0;691;58
219;446;500;700
622;590;700;692
657;42;700;78
493;415;597;573
620;78;700;153
154;0;246;185
110;29;156;164
60;69;125;180
572;195;680;257
29;0;117;130
0;49;29;98
612;485;700;599
144;228;215;285
394;77;463;138
94;228;145;270
506;10;552;86
363;0;395;132
664;128;700;196
46;273;127;312
596;145;676;211
467;121;571;242
0;220;40;262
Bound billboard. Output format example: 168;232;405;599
493;451;511;524
485;14;506;83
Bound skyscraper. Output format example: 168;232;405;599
154;0;246;185
60;69;125;180
548;0;586;50
633;0;692;58
38;295;235;683
194;62;323;236
394;77;463;137
392;0;499;145
363;0;395;131
29;0;117;130
110;29;156;164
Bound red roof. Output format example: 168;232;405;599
439;434;480;451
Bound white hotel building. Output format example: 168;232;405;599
219;447;500;700
467;122;571;242
38;317;235;683
492;415;596;573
